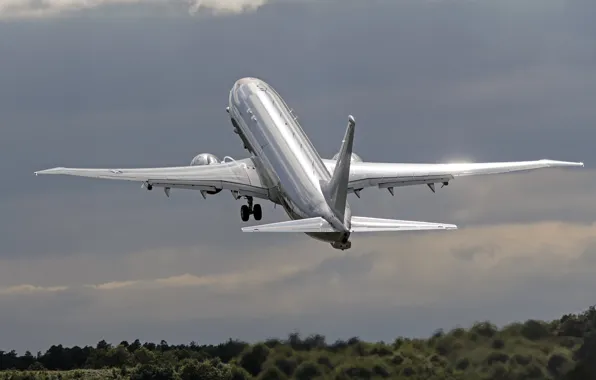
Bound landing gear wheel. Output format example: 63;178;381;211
253;204;262;221
240;205;250;222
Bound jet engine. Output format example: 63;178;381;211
332;152;362;162
189;153;222;195
190;153;221;166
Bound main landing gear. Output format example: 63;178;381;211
240;196;262;222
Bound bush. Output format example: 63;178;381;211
401;366;415;377
130;364;176;380
471;322;498;338
391;354;404;366
274;357;297;376
315;355;333;369
370;345;393;357
179;359;231;380
293;361;322;380
491;339;505;349
372;363;390;378
547;353;570;375
239;344;270;376
455;357;470;371
450;328;467;338
28;362;46;371
337;365;372;379
486;352;509;366
520;320;551;341
511;354;532;366
257;367;287;380
229;366;251;380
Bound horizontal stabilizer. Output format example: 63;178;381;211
349;216;457;232
241;217;336;233
242;216;456;233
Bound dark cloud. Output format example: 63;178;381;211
0;0;595;353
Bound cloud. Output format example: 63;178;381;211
0;0;269;18
0;284;68;295
86;266;305;292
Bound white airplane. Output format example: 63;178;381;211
35;77;584;250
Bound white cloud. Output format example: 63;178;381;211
0;0;269;18
0;284;68;295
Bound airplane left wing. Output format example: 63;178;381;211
35;157;274;200
322;159;584;195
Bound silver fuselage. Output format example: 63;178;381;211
228;77;351;244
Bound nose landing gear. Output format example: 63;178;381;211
240;196;262;222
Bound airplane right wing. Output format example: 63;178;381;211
322;159;584;194
35;157;275;201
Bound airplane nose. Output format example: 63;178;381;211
234;77;257;87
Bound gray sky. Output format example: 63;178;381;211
1;0;596;353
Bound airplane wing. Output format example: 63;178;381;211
322;159;584;194
34;157;274;200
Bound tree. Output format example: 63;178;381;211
239;344;270;376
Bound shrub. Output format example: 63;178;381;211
239;344;270;376
455;357;470;371
315;355;333;369
491;339;505;349
370;345;393;357
511;354;532;366
486;352;509;366
391;354;404;366
257;367;287;380
130;364;176;380
275;357;297;376
293;361;322;380
372;363;391;378
471;322;498;338
547;353;570;375
520;320;551;341
401;366;415;377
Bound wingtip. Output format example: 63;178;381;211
34;167;65;176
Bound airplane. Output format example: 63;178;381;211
35;77;585;250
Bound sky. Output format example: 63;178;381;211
1;0;596;353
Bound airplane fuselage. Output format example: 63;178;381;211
228;77;352;248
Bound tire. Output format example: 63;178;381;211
253;204;262;221
240;205;250;222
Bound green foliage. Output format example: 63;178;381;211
4;305;596;379
238;343;269;376
130;364;175;380
293;361;323;380
520;320;551;341
257;366;286;380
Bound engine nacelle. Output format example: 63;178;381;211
332;152;362;163
190;153;221;166
189;153;222;195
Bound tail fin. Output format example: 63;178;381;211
324;115;356;221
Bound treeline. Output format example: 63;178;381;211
1;306;596;379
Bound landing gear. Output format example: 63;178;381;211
239;196;262;222
253;204;262;221
241;205;250;222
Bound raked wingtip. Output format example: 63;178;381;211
34;167;64;176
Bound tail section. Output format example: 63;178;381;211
324;115;356;222
242;216;457;233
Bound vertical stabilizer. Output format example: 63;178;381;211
325;115;356;222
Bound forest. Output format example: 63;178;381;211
1;305;596;379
